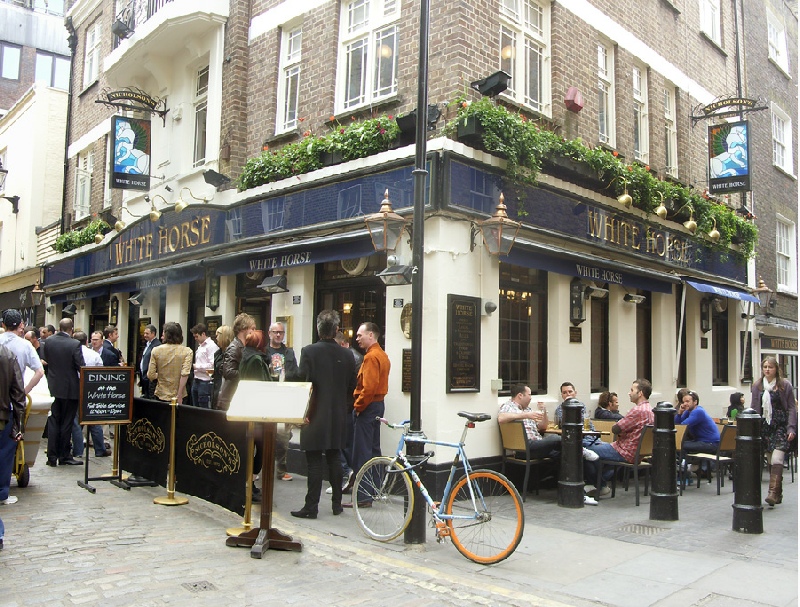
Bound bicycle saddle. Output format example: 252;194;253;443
457;411;492;423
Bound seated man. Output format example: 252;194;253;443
555;382;602;449
594;391;623;420
498;384;561;459
675;389;720;479
585;378;655;498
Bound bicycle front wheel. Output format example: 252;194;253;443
445;469;524;564
353;456;414;542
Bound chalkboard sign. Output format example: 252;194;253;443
446;294;480;393
402;349;412;393
80;366;134;424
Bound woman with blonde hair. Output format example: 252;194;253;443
751;356;797;507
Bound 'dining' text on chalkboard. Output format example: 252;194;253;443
80;366;134;424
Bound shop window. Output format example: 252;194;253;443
711;303;728;385
635;292;652;381
590;296;609;392
498;264;547;394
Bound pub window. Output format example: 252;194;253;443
590;295;609;392
498;264;547;394
711;300;728;385
635;291;652;381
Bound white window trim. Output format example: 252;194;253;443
193;65;209;168
699;0;721;46
776;214;797;294
767;7;790;75
83;22;101;88
664;86;678;178
276;23;302;135
75;148;93;221
632;65;649;164
499;0;552;118
597;42;616;148
336;0;400;113
771;103;794;176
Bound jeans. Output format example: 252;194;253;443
72;415;106;457
352;401;384;503
191;380;213;409
526;433;562;459
0;423;17;501
586;441;627;487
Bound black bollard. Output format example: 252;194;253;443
558;398;584;508
650;401;679;521
732;408;763;534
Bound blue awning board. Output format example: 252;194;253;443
50;286;110;304
685;279;759;303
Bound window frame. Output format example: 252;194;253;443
83;22;101;88
632;65;649;164
590;295;609;393
711;303;729;386
699;0;721;46
663;86;678;178
336;0;400;113
597;42;616;148
35;51;71;89
776;215;797;294
75;148;94;221
193;65;209;168
771;104;794;175
767;7;789;74
276;24;303;134
499;0;551;117
0;42;22;81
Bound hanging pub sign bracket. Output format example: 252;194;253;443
691;95;768;126
96;87;169;126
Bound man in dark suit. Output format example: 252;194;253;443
139;324;160;398
100;325;124;367
291;309;357;519
41;318;84;466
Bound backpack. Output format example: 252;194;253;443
239;350;271;382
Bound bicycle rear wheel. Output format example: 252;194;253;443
445;469;524;564
353;456;414;542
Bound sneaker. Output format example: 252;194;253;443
582;448;599;461
325;486;333;494
583;495;598;506
587;486;612;499
0;496;18;505
278;473;293;481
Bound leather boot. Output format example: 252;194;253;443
765;464;783;506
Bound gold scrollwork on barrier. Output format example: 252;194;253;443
126;418;166;453
185;432;241;475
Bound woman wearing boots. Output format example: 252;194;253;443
751;357;797;507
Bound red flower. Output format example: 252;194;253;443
262;145;269;151
388;115;394;120
329;115;336;122
645;165;650;171
351;116;356;121
627;165;633;171
380;129;386;135
461;101;467;108
612;151;619;157
303;130;311;137
340;128;345;134
298;117;306;122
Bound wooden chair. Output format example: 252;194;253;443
595;425;654;506
683;424;737;495
498;422;555;502
592;420;616;443
674;424;689;495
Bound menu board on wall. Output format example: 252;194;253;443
446;294;480;393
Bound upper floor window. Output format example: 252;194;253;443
193;66;209;168
337;0;399;112
663;87;678;178
767;8;789;73
597;43;615;147
83;22;101;88
277;25;302;134
771;104;794;175
700;0;721;46
632;65;648;163
0;42;21;80
776;216;797;293
499;0;551;116
75;148;94;221
35;52;70;90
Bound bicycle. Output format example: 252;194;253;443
352;411;524;565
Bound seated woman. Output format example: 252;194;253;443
594;391;623;420
727;392;745;421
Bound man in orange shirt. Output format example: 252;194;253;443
345;322;390;508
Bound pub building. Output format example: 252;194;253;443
41;136;761;483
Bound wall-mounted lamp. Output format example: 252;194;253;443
470;70;512;97
258;274;289;293
671;203;698;234
707;217;720;243
617;184;633;209
623;293;646;304
700;298;712;333
365;190;408;252
203;169;231;188
483;300;498;316
473;193;521;256
128;292;143;306
752;276;775;310
206;268;220;311
654;192;668;219
570;279;586;326
377;263;414;286
175;187;212;213
584;285;609;299
31;280;45;306
62;303;77;315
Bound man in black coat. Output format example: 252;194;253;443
100;325;124;367
42;318;84;466
138;324;160;398
291;309;357;519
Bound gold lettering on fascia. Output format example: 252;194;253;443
587;209;691;265
111;215;212;267
248;252;312;271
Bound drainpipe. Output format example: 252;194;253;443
61;16;78;235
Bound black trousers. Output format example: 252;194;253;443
303;449;343;512
47;398;79;463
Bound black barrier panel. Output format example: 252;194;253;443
120;398;170;486
174;405;248;516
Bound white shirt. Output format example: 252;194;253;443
0;331;43;376
193;338;219;382
82;345;103;367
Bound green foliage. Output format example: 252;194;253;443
443;97;757;259
238;115;400;191
53;219;110;253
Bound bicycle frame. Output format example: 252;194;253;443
382;418;485;523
